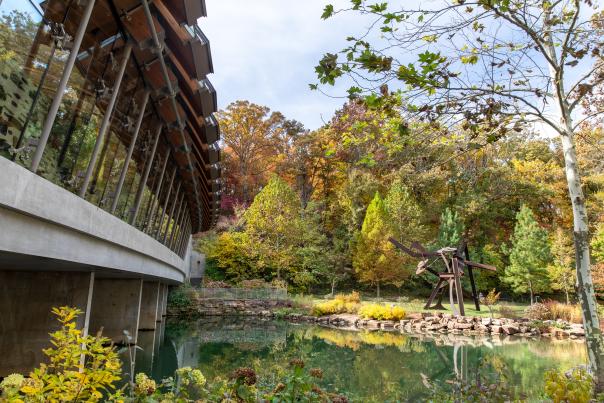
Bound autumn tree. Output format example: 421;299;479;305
548;228;576;304
317;0;604;388
353;192;407;297
216;101;286;206
243;176;303;281
503;205;551;304
384;178;425;242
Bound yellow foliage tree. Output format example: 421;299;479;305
353;192;408;297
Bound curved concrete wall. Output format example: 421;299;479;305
0;157;189;283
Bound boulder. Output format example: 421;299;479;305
501;325;519;335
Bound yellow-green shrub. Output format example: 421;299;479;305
312;299;359;316
333;291;360;304
358;304;406;321
312;292;361;316
544;367;593;403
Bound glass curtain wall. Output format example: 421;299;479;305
0;0;194;244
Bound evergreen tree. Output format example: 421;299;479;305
437;207;463;248
503;205;551;304
353;192;407;297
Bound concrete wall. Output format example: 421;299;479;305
89;278;143;343
0;271;93;374
0;157;188;282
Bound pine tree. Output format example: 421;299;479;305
436;207;463;248
353;192;407;297
591;223;604;264
503;205;551;304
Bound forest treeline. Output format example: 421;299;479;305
199;99;604;300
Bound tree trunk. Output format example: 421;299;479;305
376;281;380;299
331;278;336;297
528;279;534;305
565;289;570;305
560;131;604;391
544;30;604;391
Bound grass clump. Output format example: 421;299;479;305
524;301;582;323
358;304;406;321
312;292;360;316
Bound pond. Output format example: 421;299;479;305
142;317;587;402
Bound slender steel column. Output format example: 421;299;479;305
144;150;170;233
173;208;187;253
179;217;191;257
150;168;175;235
168;194;185;249
130;124;162;224
161;184;181;243
78;43;133;197
30;0;96;172
155;172;178;239
177;215;190;256
110;90;151;213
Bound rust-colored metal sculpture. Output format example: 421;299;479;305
388;238;496;316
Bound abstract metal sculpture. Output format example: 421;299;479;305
388;238;496;316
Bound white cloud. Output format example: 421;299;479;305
200;0;372;129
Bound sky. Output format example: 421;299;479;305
201;0;370;130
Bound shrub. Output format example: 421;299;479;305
530;320;551;333
358;304;406;321
498;304;520;319
334;291;360;304
543;300;582;324
312;292;362;316
524;301;583;323
480;289;501;319
524;302;552;320
312;299;359;316
168;284;197;308
0;307;121;402
204;280;232;288
544;367;593;403
238;279;271;289
271;278;288;290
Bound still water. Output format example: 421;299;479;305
140;317;587;402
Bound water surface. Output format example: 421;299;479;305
147;317;586;402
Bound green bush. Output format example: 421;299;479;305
168;284;196;308
358;304;406;321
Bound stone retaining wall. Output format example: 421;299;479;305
168;298;292;317
169;299;585;339
284;312;585;339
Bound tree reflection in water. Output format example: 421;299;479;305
160;318;586;402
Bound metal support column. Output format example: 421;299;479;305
173;209;187;253
110;90;150;213
168;195;185;249
161;184;181;243
129;124;162;224
30;0;96;172
151;168;175;236
177;215;190;256
155;176;178;239
78;42;133;197
144;151;170;233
